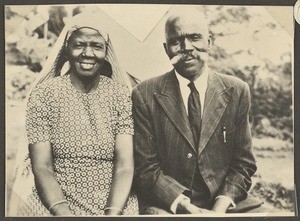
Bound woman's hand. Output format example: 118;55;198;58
49;202;73;216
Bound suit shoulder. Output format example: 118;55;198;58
133;72;168;94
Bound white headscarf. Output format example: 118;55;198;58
30;11;132;91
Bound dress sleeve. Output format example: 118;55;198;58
26;84;52;144
115;86;134;135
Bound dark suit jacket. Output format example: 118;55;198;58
132;69;257;210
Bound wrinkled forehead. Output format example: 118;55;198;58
165;10;209;40
66;26;107;45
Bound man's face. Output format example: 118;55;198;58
67;28;107;79
164;15;210;80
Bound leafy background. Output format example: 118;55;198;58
5;5;294;214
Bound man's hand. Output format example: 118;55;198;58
177;198;215;214
211;196;232;213
185;203;216;214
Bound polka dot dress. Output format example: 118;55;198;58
20;75;139;216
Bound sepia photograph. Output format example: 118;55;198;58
5;3;295;217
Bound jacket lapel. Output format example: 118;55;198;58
154;71;197;151
198;71;234;155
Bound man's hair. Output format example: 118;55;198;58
165;6;209;39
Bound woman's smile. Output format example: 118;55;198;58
78;61;96;70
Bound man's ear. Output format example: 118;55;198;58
163;43;171;58
163;42;167;53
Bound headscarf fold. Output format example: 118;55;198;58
31;11;132;90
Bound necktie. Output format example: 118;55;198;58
188;81;201;145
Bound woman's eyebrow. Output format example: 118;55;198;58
71;38;84;43
71;39;105;45
91;41;105;44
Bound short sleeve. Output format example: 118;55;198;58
26;84;52;144
115;86;134;135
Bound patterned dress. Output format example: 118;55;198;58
18;74;139;216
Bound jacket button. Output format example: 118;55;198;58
187;153;193;159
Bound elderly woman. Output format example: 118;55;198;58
11;20;139;216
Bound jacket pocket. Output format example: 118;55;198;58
219;125;235;146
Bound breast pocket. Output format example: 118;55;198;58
215;125;236;165
219;125;236;148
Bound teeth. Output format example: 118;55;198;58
80;63;94;69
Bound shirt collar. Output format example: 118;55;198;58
175;64;209;92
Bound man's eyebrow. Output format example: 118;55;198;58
186;33;203;37
168;33;202;40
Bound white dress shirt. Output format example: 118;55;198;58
170;66;236;213
175;66;208;116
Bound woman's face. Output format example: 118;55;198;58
66;27;107;80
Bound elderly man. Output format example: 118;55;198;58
132;7;263;214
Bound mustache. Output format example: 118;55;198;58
170;48;209;65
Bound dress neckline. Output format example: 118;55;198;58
66;74;103;96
